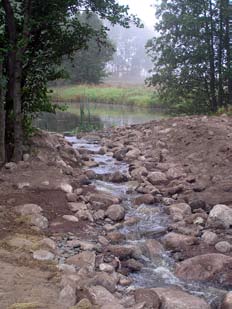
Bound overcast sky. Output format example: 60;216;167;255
118;0;156;29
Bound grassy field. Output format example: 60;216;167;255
51;84;160;107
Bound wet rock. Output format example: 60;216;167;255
207;204;232;229
143;239;164;260
108;245;133;259
113;148;128;161
29;214;49;229
134;194;154;206
106;204;125;221
85;170;97;180
98;236;109;246
221;292;232;309
175;253;232;284
91;272;117;293
107;231;126;244
89;192;119;210
110;171;128;183
124;259;143;272
99;263;114;273
124;217;140;226
147;171;168;185
153;287;210;309
215;241;231;253
66;193;77;202
59;183;73;193
201;231;218;245
33;249;54;261
84;285;124;308
15;203;42;215
162;232;197;250
66;251;96;272
63;215;79;223
59;285;76;308
134;288;160;309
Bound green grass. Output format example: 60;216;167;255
51;84;160;107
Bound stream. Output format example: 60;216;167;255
66;135;227;308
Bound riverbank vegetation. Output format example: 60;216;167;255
0;0;140;164
147;0;232;114
51;84;159;107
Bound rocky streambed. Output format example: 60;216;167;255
1;115;232;308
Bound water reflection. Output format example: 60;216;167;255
34;102;166;133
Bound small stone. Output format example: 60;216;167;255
68;202;87;212
23;153;30;161
17;182;30;189
29;214;48;229
125;259;143;271
59;183;73;193
106;204;125;221
71;298;92;309
74;188;83;196
99;263;114;273
5;162;17;170
98;236;109;246
63;215;79;222
215;241;231;253
94;210;105;220
40;238;56;250
33;250;54;261
135;288;160;309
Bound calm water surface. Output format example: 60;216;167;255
34;102;167;132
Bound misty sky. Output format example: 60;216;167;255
118;0;156;29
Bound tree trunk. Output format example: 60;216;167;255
218;0;224;107
0;61;6;165
225;0;232;105
12;55;23;162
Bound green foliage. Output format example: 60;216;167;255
51;84;159;107
62;13;115;84
147;0;232;114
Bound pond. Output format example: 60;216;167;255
34;102;167;133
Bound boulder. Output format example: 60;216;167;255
207;204;232;229
153;287;210;309
108;245;134;260
110;171;128;183
134;194;154;206
107;231;126;244
143;239;164;260
33;250;54;261
147;172;168;185
215;241;231;253
68;202;87;212
66;251;96;272
59;183;73;193
167;203;191;221
126;149;141;160
106;204;125;221
99;263;114;273
66;193;77;202
59;285;76;308
190;200;207;212
166;167;185;180
221;292;232;309
201;231;218;245
162;232;197;250
84;286;124;308
89;192;119;210
124;259;143;272
134;288;160;309
175;253;232;284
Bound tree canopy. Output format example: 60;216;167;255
147;0;232;114
0;0;140;163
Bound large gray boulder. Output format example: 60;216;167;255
207;204;232;229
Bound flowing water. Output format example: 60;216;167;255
66;136;227;308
